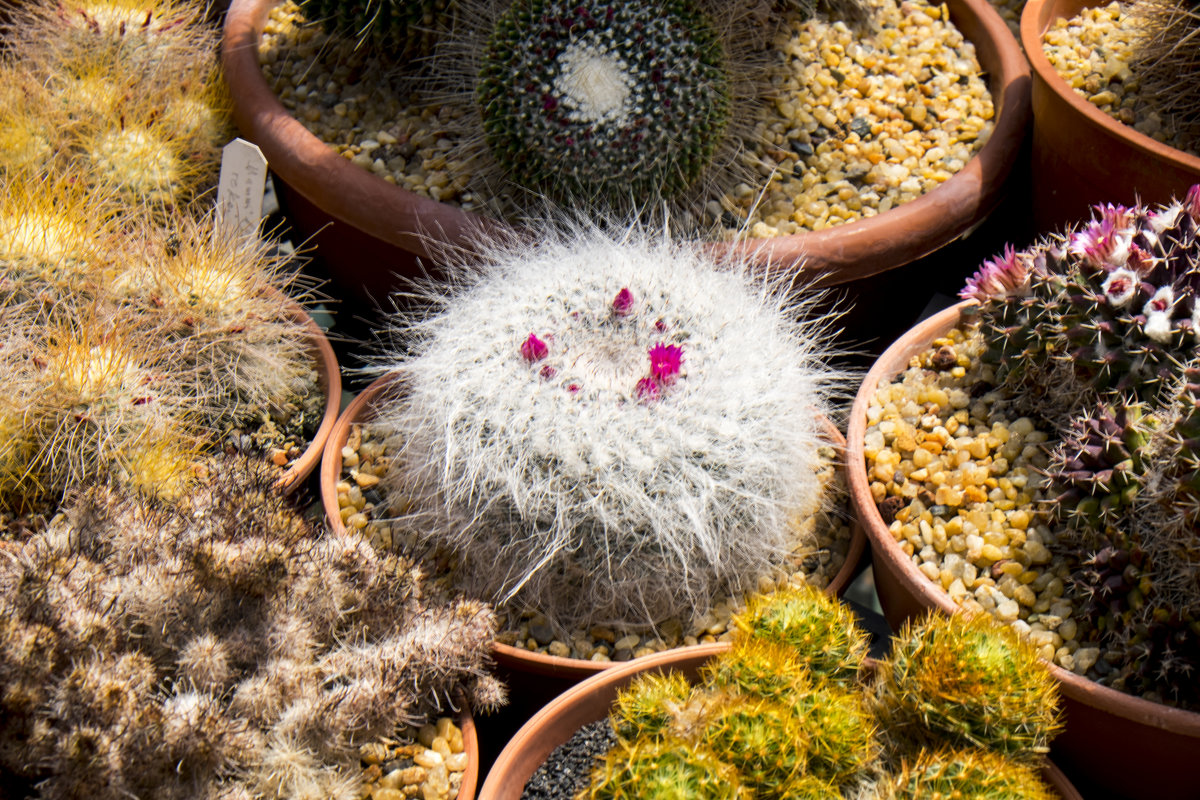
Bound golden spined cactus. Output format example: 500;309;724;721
788;679;880;786
583;738;751;800
699;695;811;795
610;670;694;742
881;745;1057;800
733;584;871;685
700;638;813;702
875;613;1064;760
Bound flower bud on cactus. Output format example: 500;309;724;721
584;738;750;800
732;584;870;685
964;187;1200;404
876;613;1063;760
371;219;846;632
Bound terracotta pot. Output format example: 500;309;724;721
477;642;1084;800
1020;0;1200;234
321;372;868;691
845;300;1200;800
455;703;481;800
274;300;342;494
221;0;1030;305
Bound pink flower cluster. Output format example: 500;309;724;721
635;343;684;402
960;245;1029;303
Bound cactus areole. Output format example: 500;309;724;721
476;0;730;204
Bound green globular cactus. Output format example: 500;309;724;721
610;670;694;742
475;0;730;207
963;187;1200;405
584;738;750;800
875;613;1063;761
789;680;879;785
700;695;810;795
298;0;455;57
732;584;870;685
1045;402;1151;530
369;218;847;633
1131;0;1200;151
882;745;1057;800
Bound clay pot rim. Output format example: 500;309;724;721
320;371;867;679
478;641;1084;800
456;699;481;800
844;299;1200;737
1019;0;1200;175
221;0;1030;288
275;299;342;494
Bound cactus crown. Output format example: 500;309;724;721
369;217;846;632
476;0;730;207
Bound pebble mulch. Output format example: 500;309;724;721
989;0;1024;39
863;325;1105;678
336;421;855;663
1041;1;1199;155
222;366;325;469
520;720;617;800
358;717;469;800
259;0;993;237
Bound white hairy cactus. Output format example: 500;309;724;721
372;219;850;631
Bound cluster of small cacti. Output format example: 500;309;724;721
0;183;315;513
0;0;231;213
1131;0;1200;151
584;586;1062;799
368;218;849;633
962;184;1200;707
0;457;504;800
299;0;456;58
0;0;318;517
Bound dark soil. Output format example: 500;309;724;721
520;719;617;800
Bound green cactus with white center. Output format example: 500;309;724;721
476;0;729;207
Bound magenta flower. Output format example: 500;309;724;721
648;343;684;383
1069;211;1134;267
1187;184;1200;221
634;376;660;402
521;332;548;362
612;287;634;317
960;246;1029;302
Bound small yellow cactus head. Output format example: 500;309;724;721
582;738;749;800
883;745;1057;800
733;584;869;684
699;694;811;793
877;612;1064;760
700;638;812;702
610;670;693;742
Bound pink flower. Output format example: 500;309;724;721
1186;184;1200;222
568;383;580;394
648;343;684;383
1069;212;1134;267
960;246;1029;302
612;288;634;316
521;333;548;362
634;376;660;402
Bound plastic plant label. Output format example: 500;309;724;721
217;138;268;237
